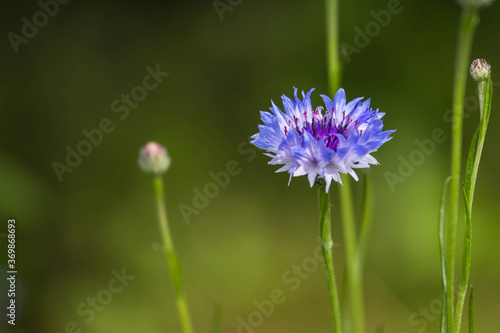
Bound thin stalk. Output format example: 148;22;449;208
468;287;474;333
324;0;343;331
455;187;472;333
326;0;341;91
466;76;491;210
439;177;453;333
153;176;194;333
340;176;372;329
447;9;478;333
477;81;486;119
326;0;364;330
339;174;365;333
357;175;374;269
319;186;342;333
455;76;492;333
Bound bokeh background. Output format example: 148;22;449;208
1;0;499;332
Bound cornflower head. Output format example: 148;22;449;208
251;88;395;192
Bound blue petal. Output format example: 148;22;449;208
320;94;335;115
282;94;298;119
344;97;363;116
302;88;315;113
334;88;346;117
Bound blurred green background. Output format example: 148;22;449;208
1;0;499;332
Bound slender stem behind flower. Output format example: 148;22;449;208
319;186;342;333
153;176;194;333
446;8;478;333
324;0;345;332
339;174;365;333
357;176;374;268
326;0;366;331
326;0;341;93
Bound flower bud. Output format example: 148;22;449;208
138;142;171;175
457;0;494;8
470;59;491;82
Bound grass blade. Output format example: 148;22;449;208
439;177;452;333
454;188;473;333
468;287;474;333
441;287;448;333
464;125;480;199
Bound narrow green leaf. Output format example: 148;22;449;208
455;74;492;333
441;288;448;333
464;125;480;198
483;76;493;126
468;287;474;333
439;177;452;333
467;75;493;209
454;187;473;333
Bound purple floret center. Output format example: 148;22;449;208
286;108;361;151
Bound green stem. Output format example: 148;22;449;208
326;0;341;92
339;174;365;333
455;76;492;333
319;186;342;333
153;176;194;333
447;9;478;333
439;177;453;333
468;287;474;333
326;0;364;330
455;187;472;333
477;80;486;120
467;77;490;210
357;175;374;270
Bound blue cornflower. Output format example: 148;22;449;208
251;88;395;192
